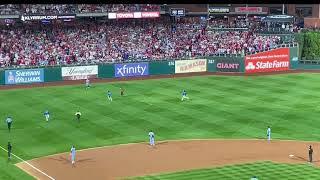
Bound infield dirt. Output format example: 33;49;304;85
16;139;320;180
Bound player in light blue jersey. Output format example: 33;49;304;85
267;126;271;141
44;110;50;122
70;145;76;166
181;90;189;101
107;90;112;101
148;131;155;146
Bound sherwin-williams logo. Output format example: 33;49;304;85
115;63;149;77
5;68;44;85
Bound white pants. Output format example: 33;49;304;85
45;114;50;121
150;138;155;146
181;95;189;101
268;135;271;141
108;96;112;101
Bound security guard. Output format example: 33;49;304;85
8;142;12;160
309;145;313;163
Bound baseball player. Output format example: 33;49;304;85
7;142;12;160
85;78;90;89
181;90;189;101
309;145;313;163
148;131;155;146
267;126;271;141
70;145;76;165
75;110;81;122
6;116;13;132
44;110;50;122
120;88;125;96
107;90;112;101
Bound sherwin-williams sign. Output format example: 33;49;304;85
215;59;241;72
61;65;98;80
175;59;207;74
114;62;149;77
245;48;290;73
5;68;44;84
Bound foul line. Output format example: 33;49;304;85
0;146;55;180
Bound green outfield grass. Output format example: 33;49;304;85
1;73;320;179
132;161;320;180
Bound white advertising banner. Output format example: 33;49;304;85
61;65;98;80
175;59;207;74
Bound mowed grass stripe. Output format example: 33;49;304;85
134;161;320;180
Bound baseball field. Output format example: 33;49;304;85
1;72;320;179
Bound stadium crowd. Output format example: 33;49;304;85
0;18;285;68
0;4;160;15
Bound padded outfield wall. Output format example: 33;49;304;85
0;47;305;85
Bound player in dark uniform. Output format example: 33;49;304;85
120;88;124;96
8;142;12;160
309;145;313;163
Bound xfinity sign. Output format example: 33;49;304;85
115;63;149;77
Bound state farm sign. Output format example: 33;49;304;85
245;48;290;73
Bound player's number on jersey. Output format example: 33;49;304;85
208;60;215;64
168;61;175;66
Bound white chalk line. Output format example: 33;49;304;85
0;145;55;180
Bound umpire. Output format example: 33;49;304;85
309;145;313;163
6;116;13;132
8;142;12;160
75;110;81;122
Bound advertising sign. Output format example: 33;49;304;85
61;65;98;80
108;12;160;19
21;15;75;21
5;68;44;85
170;8;185;16
208;7;230;13
175;59;207;74
114;62;149;77
245;48;290;73
235;7;262;13
215;59;241;72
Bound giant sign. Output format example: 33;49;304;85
175;59;207;74
114;62;149;77
245;48;290;73
5;68;44;85
61;65;98;80
215;59;241;72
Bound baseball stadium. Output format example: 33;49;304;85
2;3;320;180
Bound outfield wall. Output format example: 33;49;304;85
0;47;310;86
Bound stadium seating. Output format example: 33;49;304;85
0;17;286;68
